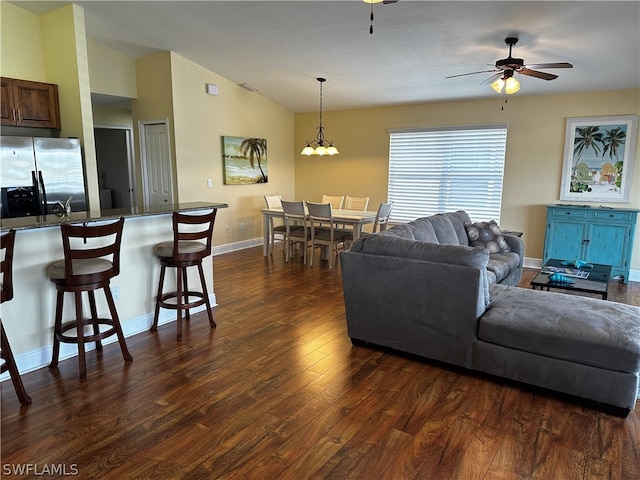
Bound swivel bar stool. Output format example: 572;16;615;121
0;229;32;404
48;218;132;381
150;209;218;341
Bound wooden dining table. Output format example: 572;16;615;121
261;206;377;257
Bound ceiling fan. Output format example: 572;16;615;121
446;37;573;94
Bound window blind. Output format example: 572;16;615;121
388;125;508;224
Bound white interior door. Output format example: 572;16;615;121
140;120;174;207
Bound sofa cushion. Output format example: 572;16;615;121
352;234;489;268
378;224;416;240
465;220;511;253
480;285;640;373
486;252;520;283
485;269;497;285
445;211;472;246
351;233;491;308
407;218;439;243
426;214;460;245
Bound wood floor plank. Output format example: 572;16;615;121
1;246;639;479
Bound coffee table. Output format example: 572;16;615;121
530;258;612;300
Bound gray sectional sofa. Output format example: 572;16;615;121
340;211;640;415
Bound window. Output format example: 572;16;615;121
388;125;508;223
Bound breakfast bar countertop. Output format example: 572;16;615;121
0;201;229;232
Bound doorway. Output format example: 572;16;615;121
94;126;136;209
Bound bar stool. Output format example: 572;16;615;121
48;218;132;381
0;229;32;404
150;210;218;341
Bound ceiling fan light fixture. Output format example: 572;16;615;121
301;78;339;157
362;0;384;3
490;77;505;94
505;76;520;94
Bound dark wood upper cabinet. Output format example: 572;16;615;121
1;77;61;129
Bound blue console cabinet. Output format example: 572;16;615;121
543;205;639;283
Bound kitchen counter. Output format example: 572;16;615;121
0;201;228;231
0;200;228;380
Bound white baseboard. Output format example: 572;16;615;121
0;293;217;381
213;237;263;256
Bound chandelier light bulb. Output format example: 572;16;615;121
301;145;315;156
326;145;339;155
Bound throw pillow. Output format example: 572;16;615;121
464;220;511;253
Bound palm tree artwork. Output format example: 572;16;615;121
569;122;627;194
222;136;268;184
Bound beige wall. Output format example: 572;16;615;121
168;53;295;245
87;38;137;98
92;105;134;128
294;90;640;271
0;2;45;81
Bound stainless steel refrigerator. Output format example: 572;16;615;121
1;136;87;218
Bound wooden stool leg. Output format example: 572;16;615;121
151;265;166;332
197;263;216;329
104;286;132;362
176;266;183;341
88;290;103;351
74;292;87;382
49;291;65;369
1;322;32;404
183;266;190;320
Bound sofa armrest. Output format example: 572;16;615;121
503;234;524;268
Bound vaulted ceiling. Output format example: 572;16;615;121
12;1;640;112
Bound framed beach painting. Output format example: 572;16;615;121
222;136;268;185
559;115;638;202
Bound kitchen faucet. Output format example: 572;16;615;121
52;196;73;216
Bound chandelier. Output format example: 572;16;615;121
300;78;339;156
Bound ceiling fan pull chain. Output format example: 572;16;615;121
370;4;374;34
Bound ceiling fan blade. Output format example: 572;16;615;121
525;62;573;69
480;73;502;85
382;0;400;3
445;69;498;79
519;68;559;80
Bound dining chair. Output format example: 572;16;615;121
342;201;394;249
306;202;349;269
344;196;370;211
373;201;394;232
1;229;32;404
48;218;132;381
151;210;218;341
281;200;311;265
321;195;344;210
264;194;286;254
340;196;370;229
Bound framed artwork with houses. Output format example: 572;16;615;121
559;115;638;203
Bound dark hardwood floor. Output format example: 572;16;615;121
2;245;639;479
